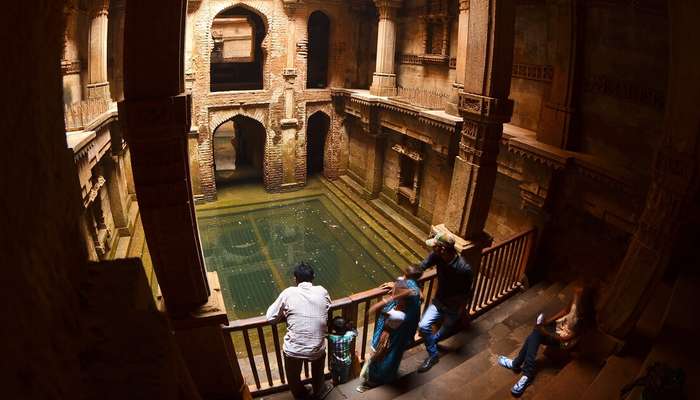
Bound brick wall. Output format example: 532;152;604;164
187;0;361;197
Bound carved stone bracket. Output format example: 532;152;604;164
374;0;404;19
459;92;514;122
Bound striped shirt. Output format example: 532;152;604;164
266;282;331;360
328;330;358;366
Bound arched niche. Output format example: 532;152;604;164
212;114;267;184
210;5;268;91
306;11;330;89
307;111;330;176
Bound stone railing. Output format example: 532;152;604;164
64;97;112;132
394;86;450;110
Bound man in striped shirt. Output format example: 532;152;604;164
266;262;331;399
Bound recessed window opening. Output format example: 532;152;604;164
210;6;266;91
399;155;417;190
307;11;330;89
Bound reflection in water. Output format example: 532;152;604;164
198;197;407;319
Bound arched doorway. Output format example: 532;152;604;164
306;11;330;89
210;6;267;91
307;112;330;176
213;115;266;184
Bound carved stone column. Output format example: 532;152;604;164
446;0;470;116
537;0;578;148
444;0;516;259
62;4;82;105
598;0;700;339
88;0;111;99
122;1;251;399
370;0;404;97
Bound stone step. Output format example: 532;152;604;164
331;177;428;250
530;359;600;400
579;355;643;400
323;178;426;260
369;198;429;246
501;281;568;332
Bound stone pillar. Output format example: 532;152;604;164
121;2;251;398
537;0;578;148
106;154;131;236
364;130;386;199
444;0;516;257
446;0;470;116
88;0;111;99
598;0;700;339
370;0;403;97
62;5;82;105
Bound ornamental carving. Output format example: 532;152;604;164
512;63;554;82
459;92;514;122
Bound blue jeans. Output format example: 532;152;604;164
418;301;460;357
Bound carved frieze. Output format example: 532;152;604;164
512;63;554;82
392;143;423;161
582;74;666;111
61;59;81;75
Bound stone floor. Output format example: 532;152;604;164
259;281;605;400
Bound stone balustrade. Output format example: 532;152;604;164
64;97;113;132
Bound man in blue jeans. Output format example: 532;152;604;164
416;232;473;372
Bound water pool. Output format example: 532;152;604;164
197;194;412;319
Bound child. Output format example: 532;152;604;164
328;316;358;385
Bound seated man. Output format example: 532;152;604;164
497;285;590;397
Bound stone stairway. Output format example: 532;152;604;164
261;279;619;400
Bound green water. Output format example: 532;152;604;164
197;195;408;319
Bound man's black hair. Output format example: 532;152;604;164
293;262;315;283
331;316;347;334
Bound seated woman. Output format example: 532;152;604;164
497;285;591;397
357;266;422;392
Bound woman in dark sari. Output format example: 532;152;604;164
357;266;422;392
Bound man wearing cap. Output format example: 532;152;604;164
416;232;474;372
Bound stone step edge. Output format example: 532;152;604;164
324;177;427;260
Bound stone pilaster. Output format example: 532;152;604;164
444;0;516;260
364;131;387;199
446;0;470;116
88;0;111;99
370;0;404;97
62;4;82;105
537;0;578;148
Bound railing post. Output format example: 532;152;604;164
516;229;536;286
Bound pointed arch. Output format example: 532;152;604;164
210;4;268;91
